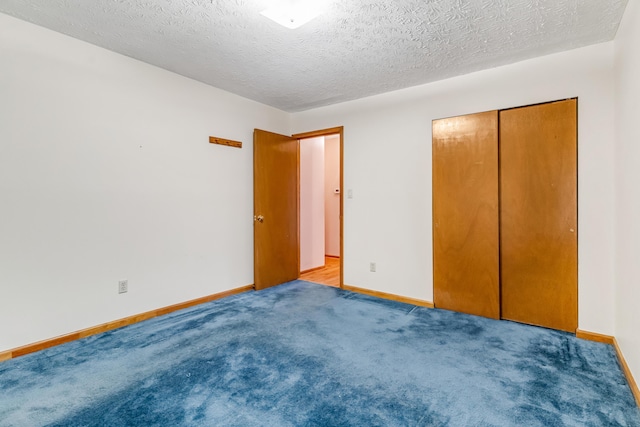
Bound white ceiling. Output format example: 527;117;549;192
0;0;629;112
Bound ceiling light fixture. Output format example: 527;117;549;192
260;0;325;29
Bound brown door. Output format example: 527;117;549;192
432;111;500;319
254;129;299;290
500;99;578;332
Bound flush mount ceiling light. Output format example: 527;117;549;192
260;0;325;29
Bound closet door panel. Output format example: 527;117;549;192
500;99;577;332
432;111;500;319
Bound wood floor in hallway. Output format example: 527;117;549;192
300;257;340;287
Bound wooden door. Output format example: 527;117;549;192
432;111;500;319
500;99;577;332
254;129;299;290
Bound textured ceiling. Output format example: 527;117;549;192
0;0;629;112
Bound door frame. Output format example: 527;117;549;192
293;126;344;289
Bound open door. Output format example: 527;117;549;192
254;129;299;290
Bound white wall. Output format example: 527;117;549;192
0;13;290;352
292;43;617;335
300;137;325;271
324;135;340;257
614;0;640;390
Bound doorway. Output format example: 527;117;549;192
298;133;341;287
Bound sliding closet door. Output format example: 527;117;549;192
500;99;577;332
433;111;500;319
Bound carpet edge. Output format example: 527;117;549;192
576;329;640;407
0;284;255;363
576;329;615;344
614;337;640;407
342;284;434;308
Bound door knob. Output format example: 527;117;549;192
254;215;264;223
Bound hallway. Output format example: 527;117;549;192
300;257;340;287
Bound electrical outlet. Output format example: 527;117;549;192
369;262;376;272
118;280;128;294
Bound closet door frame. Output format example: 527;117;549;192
432;98;578;332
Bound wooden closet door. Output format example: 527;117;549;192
500;99;577;332
432;111;500;319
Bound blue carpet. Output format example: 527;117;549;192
1;281;639;426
